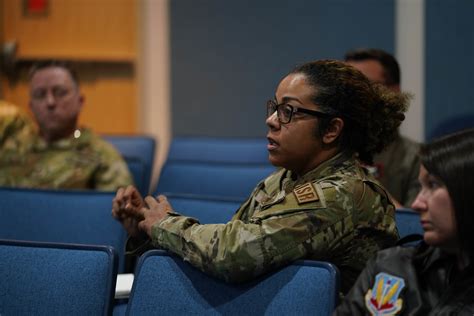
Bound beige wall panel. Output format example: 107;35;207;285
78;63;136;134
4;0;136;61
1;68;31;114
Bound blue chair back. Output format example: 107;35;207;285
167;137;269;164
167;193;242;224
126;250;340;316
156;163;274;202
395;208;423;238
428;114;474;140
103;135;156;195
155;137;274;201
0;239;117;316
0;187;127;272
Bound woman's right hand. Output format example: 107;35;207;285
112;185;146;238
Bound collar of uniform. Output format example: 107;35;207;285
32;127;92;151
284;152;354;191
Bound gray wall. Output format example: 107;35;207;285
171;0;474;140
170;0;395;137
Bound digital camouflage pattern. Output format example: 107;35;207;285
149;154;399;293
0;102;133;191
372;133;420;206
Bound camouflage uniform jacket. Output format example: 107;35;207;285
372;133;420;207
140;153;399;293
0;105;133;191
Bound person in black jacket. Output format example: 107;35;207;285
334;128;474;315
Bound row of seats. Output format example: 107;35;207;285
0;239;340;316
0;186;423;274
0;188;422;271
105;136;274;200
0;136;423;314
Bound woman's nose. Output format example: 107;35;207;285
266;111;279;129
410;193;426;213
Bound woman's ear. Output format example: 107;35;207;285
323;117;344;144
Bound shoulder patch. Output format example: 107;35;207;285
293;182;319;204
365;272;405;315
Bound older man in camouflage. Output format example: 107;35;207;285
113;60;406;292
0;61;132;191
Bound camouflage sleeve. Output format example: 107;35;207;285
150;189;354;283
91;138;134;191
0;102;35;145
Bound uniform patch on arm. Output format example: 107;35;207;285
365;272;405;315
293;183;319;204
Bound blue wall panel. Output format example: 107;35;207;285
425;0;474;138
170;0;395;137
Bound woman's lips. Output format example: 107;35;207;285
267;137;278;151
420;220;431;230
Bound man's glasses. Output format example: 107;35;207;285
266;100;331;124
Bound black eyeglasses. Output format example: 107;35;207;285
266;100;331;124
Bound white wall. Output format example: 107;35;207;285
396;0;425;142
138;0;171;191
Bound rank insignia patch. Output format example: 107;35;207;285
365;272;405;315
293;183;319;204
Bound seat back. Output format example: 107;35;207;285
0;239;117;316
103;135;156;195
395;208;423;238
126;250;340;316
155;137;275;201
156;163;274;202
167;136;269;164
428;114;474;140
167;193;242;224
0;187;127;272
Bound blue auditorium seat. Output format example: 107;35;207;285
125;250;340;316
103;135;156;195
395;208;423;239
0;239;117;315
0;187;128;272
167;136;269;164
155;137;275;201
428;114;474;140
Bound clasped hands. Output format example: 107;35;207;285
112;185;172;239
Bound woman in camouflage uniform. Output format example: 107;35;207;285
113;60;408;292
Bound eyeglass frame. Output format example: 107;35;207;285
266;99;332;124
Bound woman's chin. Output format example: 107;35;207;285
268;155;283;168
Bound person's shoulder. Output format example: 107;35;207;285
81;129;121;152
399;134;420;151
375;245;421;264
0;101;37;144
0;101;33;125
0;100;21;117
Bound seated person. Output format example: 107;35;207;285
112;59;409;293
345;48;420;208
334;128;474;314
0;61;133;191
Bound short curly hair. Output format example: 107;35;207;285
344;48;400;86
289;60;409;164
